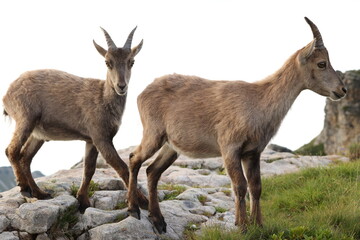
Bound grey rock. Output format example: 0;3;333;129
267;144;293;153
35;233;50;240
18;232;32;240
97;178;126;190
89;211;157;240
12;201;59;234
90;190;126;210
0;231;19;240
11;195;77;234
78;207;128;229
315;70;360;154
0;214;10;232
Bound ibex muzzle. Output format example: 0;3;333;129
93;27;143;96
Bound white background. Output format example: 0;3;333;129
0;0;359;175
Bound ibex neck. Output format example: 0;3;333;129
254;53;304;145
261;59;303;115
103;79;127;117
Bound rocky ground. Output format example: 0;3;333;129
0;147;349;240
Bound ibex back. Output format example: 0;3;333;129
127;17;347;233
3;27;149;212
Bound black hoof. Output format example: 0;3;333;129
128;207;141;220
78;204;89;214
20;190;33;198
149;216;166;234
32;191;52;200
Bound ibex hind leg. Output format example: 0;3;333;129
146;144;178;234
127;133;165;220
5;120;39;197
242;153;263;226
19;136;51;199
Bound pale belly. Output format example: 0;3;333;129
167;139;221;159
32;126;91;142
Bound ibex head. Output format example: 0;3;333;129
93;27;143;95
298;17;347;101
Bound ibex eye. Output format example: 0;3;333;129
105;60;112;69
317;62;326;69
129;60;135;67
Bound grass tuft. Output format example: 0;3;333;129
348;142;360;161
190;161;360;240
70;180;99;198
158;184;187;201
294;138;325;156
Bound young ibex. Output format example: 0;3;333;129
3;27;148;212
127;17;347;233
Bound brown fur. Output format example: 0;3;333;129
127;18;347;233
2;27;148;213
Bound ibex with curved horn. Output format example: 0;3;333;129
3;27;148;212
127;17;347;233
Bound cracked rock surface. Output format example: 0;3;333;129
0;147;348;239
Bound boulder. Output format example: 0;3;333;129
315;70;360;154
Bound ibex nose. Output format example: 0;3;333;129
118;84;127;91
342;87;347;94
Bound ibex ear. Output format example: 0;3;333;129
298;38;316;65
131;39;143;57
93;40;107;57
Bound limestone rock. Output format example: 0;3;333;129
315;70;360;154
0;146;349;239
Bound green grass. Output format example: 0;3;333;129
70;180;100;198
158;184;187;200
215;206;228;213
197;195;208;205
115;201;128;210
348;143;360;161
188;161;360;240
294;138;325;156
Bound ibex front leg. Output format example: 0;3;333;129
94;139;149;210
77;142;98;213
222;148;249;231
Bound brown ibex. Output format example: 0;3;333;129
127;17;347;233
3;27;148;212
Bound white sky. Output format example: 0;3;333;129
0;0;359;175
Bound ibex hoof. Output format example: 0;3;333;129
78;203;89;214
20;190;32;198
32;191;52;200
127;207;141;220
151;216;167;234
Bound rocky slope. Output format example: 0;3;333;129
0;147;348;240
315;70;360;154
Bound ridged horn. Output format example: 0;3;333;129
304;17;324;49
100;27;117;50
123;26;137;49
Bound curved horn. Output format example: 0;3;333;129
304;17;324;49
100;27;117;50
123;26;137;49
